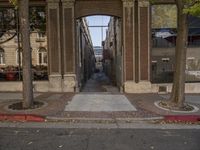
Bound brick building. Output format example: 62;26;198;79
103;5;200;93
0;32;47;67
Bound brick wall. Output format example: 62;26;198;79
140;7;149;80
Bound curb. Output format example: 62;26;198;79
0;114;45;122
46;116;164;123
164;115;200;122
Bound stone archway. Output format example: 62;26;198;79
75;0;122;18
47;0;151;93
75;0;123;91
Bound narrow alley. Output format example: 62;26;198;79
81;71;119;93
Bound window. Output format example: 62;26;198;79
162;58;170;63
187;57;198;71
188;16;200;47
38;47;47;65
0;11;2;23
0;47;5;64
16;48;22;65
36;32;46;42
37;32;45;38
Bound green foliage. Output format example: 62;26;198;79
150;0;200;17
149;0;156;4
0;8;17;41
29;7;46;33
184;1;200;16
152;5;177;28
9;0;18;8
0;6;46;42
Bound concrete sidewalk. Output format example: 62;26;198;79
0;92;199;123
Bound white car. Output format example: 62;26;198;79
155;29;176;38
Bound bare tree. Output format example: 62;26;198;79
18;0;33;108
151;0;200;110
168;0;200;110
168;0;188;108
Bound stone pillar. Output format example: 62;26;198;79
47;0;62;92
122;0;135;81
61;0;77;92
138;0;150;81
123;0;151;93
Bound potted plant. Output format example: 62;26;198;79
6;66;16;81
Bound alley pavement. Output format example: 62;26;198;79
0;72;200;123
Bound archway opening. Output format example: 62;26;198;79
76;15;123;92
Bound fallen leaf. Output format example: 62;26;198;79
150;146;154;149
14;131;19;134
27;142;33;145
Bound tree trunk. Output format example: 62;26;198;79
19;0;33;108
170;0;188;108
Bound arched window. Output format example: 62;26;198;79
16;48;22;65
16;47;33;65
0;47;5;65
38;47;47;65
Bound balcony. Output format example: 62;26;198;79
36;37;45;42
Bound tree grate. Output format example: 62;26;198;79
8;101;44;110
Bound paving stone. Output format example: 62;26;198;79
65;94;137;112
0;93;41;100
46;94;63;101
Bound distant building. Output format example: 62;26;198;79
0;6;47;81
93;46;103;69
76;18;95;89
103;17;122;86
0;31;48;68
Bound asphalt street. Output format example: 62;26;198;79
0;125;200;150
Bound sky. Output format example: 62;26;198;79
86;16;110;47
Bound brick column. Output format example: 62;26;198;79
47;0;62;92
122;0;135;81
138;0;150;81
124;0;151;93
61;0;77;92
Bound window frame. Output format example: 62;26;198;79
38;47;47;65
0;47;5;65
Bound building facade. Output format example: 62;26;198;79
93;46;103;70
0;0;200;93
103;17;123;88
